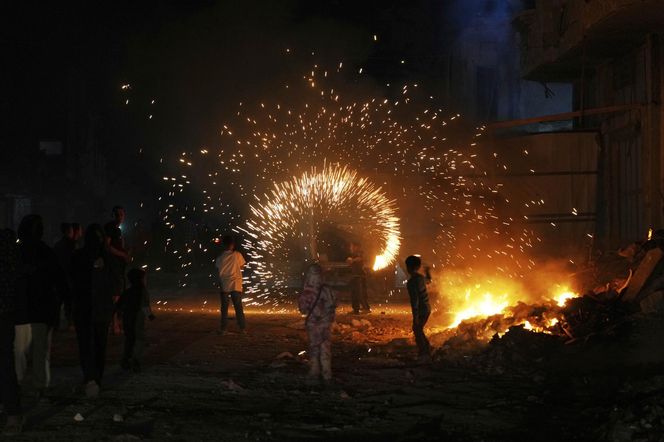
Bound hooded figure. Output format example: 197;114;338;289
0;229;22;434
15;214;67;395
298;263;336;384
71;224;114;398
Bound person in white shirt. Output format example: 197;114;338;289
214;236;247;333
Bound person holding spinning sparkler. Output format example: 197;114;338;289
347;242;371;314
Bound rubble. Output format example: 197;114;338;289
220;379;245;392
621;247;664;302
640;291;664;313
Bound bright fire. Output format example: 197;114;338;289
448;286;511;328
442;276;579;331
554;289;577;307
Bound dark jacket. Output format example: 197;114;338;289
54;236;76;274
406;273;431;319
104;221;127;296
17;240;67;326
0;229;18;318
117;285;151;320
71;249;114;324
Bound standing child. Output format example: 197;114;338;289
117;268;155;372
215;236;247;334
405;255;431;362
298;264;336;385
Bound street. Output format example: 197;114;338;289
12;288;550;441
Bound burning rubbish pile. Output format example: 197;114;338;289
432;232;664;374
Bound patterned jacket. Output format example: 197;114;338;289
300;284;336;326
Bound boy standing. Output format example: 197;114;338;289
215;236;246;333
117;268;155;372
405;255;431;361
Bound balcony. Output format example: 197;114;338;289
516;0;664;81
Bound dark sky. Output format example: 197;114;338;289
0;0;530;204
1;1;448;151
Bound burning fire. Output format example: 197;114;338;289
449;288;510;328
553;289;577;307
441;275;579;332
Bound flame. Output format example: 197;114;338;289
440;273;579;332
448;289;510;328
373;254;390;271
553;288;577;307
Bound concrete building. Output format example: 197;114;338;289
509;0;664;249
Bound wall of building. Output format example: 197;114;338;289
443;0;572;124
514;0;664;249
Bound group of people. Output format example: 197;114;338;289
0;206;154;435
297;254;432;385
213;235;432;387
0;214;433;433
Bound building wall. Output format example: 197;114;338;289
444;0;572;123
580;35;664;247
515;0;664;248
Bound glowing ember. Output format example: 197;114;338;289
372;254;390;271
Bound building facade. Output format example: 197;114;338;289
514;0;664;248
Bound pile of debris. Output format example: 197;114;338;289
603;376;664;441
435;235;664;373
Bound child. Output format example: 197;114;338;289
117;268;155;372
405;255;431;361
298;263;336;385
215;236;247;333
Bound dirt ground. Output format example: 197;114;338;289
7;288;659;441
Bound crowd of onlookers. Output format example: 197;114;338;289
0;206;154;436
0;206;435;436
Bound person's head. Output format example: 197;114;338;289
304;263;323;288
221;235;236;251
350;241;360;253
83;224;106;256
127;268;147;288
17;214;44;243
72;223;83;241
405;255;422;275
112;206;126;225
60;222;73;239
